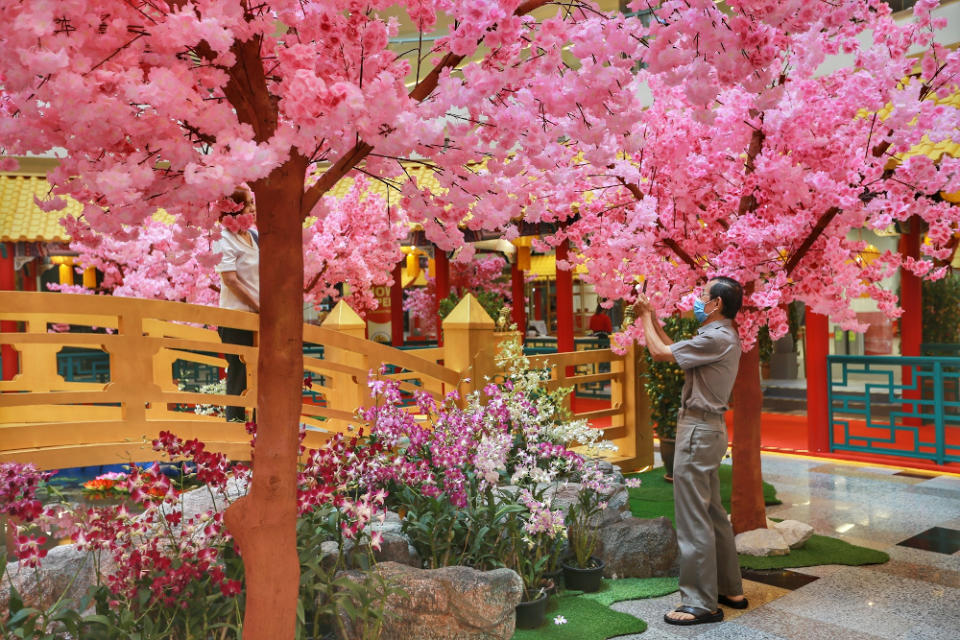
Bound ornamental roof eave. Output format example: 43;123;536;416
0;173;79;243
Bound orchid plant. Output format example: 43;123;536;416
565;465;610;570
0;426;397;640
360;332;613;584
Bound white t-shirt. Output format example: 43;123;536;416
214;228;260;311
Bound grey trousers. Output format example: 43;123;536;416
673;414;743;613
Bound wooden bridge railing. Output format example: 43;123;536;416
0;291;651;472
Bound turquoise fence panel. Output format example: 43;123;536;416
827;355;960;465
58;348;111;383
172;352;222;391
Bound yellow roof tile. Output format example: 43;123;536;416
528;254;588;280
322;164;446;202
0;175;79;243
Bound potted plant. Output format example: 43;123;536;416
500;488;566;629
561;482;606;592
541;533;567;594
644;315;699;482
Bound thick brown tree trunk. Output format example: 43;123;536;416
223;158;308;640
730;346;766;534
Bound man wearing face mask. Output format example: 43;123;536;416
634;276;746;626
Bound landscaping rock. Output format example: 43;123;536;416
735;527;790;556
369;511;422;567
594;459;626;486
177;477;248;521
336;561;522;640
1;544;106;614
595;516;679;578
546;481;630;526
334;511;421;568
773;519;815;549
320;540;341;571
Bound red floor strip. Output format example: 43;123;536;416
574;395;960;474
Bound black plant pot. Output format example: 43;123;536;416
515;590;548;629
561;557;605;593
660;437;676;482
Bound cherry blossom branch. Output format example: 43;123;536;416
615;177;699;270
300;0;555;219
783;206;842;275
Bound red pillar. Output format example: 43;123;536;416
391;262;404;347
434;248;450;346
805;309;830;453
556;241;575;354
899;219;923;424
511;261;526;333
23;260;38;292
899;220;922;358
1;242;18;381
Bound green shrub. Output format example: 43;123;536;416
437;290;505;322
922;270;960;344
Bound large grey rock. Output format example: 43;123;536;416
1;544;103;614
773;520;814;549
735;527;790;556
545;482;629;527
595;516;679;579
336;562;522;640
176;477;247;521
594;459;626;486
334;511;421;568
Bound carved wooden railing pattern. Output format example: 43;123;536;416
0;291;650;472
530;346;651;472
0;292;461;470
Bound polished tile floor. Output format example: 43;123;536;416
611;453;960;639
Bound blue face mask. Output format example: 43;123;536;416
693;298;709;323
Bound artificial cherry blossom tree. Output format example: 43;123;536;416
526;0;960;531
0;1;647;636
54;176;408;316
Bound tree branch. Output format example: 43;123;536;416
615;177;699;270
783;206;842;275
299;0;554;219
785;127;894;276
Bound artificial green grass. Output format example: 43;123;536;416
511;595;645;640
580;577;679;606
625;466;888;570
625;465;781;524
738;533;889;569
511;577;679;640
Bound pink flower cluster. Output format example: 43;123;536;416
0;462;52;522
361;369;590;506
1;462;55;566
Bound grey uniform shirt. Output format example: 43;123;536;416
669;319;742;422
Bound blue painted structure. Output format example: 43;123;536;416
827;354;960;465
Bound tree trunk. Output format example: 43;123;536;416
730;346;766;534
223;157;308;640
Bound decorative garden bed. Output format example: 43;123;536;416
1;335;678;639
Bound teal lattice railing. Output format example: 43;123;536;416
828;354;960;465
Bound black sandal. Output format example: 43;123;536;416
718;594;749;609
663;606;724;626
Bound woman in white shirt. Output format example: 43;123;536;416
214;189;260;422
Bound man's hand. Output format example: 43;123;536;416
633;293;653;316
